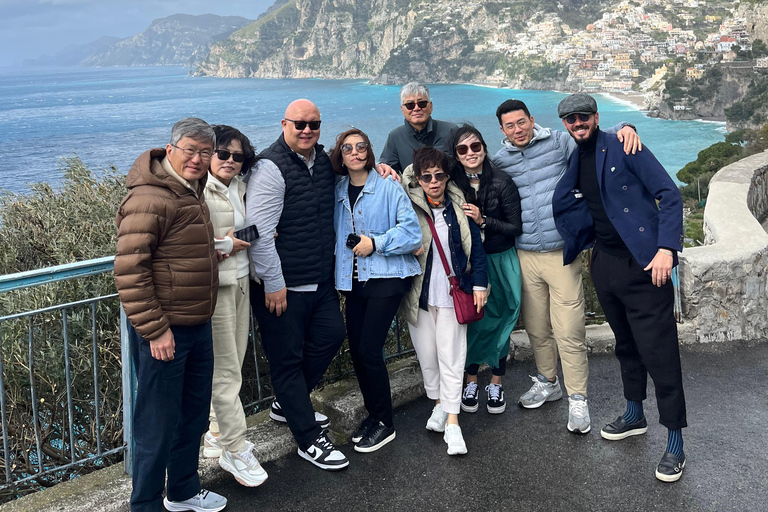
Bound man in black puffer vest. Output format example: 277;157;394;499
245;99;348;471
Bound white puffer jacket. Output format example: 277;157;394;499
204;173;248;287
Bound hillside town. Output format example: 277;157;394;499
482;0;759;97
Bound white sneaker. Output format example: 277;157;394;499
426;403;448;432
163;489;227;512
218;441;268;487
567;394;591;434
443;424;467;455
203;431;222;459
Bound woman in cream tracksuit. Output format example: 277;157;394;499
201;125;267;487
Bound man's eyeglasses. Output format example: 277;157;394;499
341;142;369;154
418;172;448;183
214;150;245;163
456;142;483;155
171;144;213;161
285;118;322;131
402;100;429;111
563;113;592;125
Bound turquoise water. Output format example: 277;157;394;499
0;66;727;194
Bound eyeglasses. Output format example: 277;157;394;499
284;118;322;131
418;172;448;183
402;100;429;111
563;113;592;125
214;150;245;163
456;142;483;155
171;144;213;161
341;142;369;154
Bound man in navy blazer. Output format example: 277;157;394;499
552;93;687;483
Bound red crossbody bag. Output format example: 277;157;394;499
424;214;484;325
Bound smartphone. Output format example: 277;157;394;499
346;233;361;249
233;225;259;243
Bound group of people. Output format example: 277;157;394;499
114;82;688;512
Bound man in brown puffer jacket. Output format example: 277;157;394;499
115;118;227;512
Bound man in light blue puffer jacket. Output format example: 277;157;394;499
490;99;641;434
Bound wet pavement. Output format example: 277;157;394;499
185;342;768;512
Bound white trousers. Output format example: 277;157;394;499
408;306;467;415
209;276;250;453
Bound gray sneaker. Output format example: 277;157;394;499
518;374;563;409
163;489;227;512
567;394;591;434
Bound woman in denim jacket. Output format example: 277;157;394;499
332;128;422;454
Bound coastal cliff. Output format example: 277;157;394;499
82;14;253;67
194;0;606;85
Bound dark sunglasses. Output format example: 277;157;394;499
214;150;245;163
456;141;483;155
402;100;429;111
285;118;322;131
341;142;369;154
418;172;448;183
563;113;592;125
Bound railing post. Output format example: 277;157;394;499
120;306;136;475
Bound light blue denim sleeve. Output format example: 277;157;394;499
373;183;423;256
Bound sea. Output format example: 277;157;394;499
0;66;728;195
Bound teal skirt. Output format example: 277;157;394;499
466;246;522;370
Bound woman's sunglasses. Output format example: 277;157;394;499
341;142;369;154
402;100;429;111
214;150;245;163
418;172;448;183
563;113;592;125
456;141;483;155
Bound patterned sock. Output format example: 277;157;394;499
622;400;644;423
667;428;684;459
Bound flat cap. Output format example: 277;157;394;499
558;93;598;118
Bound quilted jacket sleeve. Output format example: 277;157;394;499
114;190;171;341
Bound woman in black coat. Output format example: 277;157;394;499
450;124;523;415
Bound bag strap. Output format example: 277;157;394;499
424;214;452;278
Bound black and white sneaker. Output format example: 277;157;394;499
655;451;686;482
351;417;377;444
461;381;479;413
297;431;349;471
354;422;396;453
270;400;331;429
486;384;506;414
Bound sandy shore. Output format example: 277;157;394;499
602;91;648;111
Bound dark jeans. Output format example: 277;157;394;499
251;279;345;449
344;291;404;428
591;249;687;429
129;321;213;512
466;356;508;377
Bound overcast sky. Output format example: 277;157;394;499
0;0;276;67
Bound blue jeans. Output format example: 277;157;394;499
129;321;214;512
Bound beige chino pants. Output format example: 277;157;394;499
209;276;250;453
518;249;588;397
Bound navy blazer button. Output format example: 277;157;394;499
624;208;629;213
639;227;645;232
622;186;628;190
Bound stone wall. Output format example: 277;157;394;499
678;150;768;343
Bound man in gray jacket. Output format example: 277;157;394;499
379;82;457;172
491;99;640;434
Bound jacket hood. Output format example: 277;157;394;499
501;124;552;152
126;148;207;197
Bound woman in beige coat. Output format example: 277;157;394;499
201;125;267;487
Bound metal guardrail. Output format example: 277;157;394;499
0;257;415;498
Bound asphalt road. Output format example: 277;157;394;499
191;342;768;512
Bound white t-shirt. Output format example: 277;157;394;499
226;179;250;279
428;208;455;308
